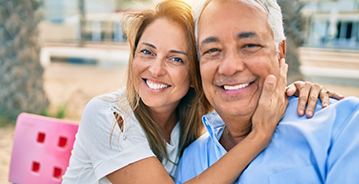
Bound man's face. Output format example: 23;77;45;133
198;0;285;120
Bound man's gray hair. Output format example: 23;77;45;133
192;0;286;51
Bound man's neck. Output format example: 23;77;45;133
219;115;252;151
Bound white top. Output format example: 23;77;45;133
62;88;180;184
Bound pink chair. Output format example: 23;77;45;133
9;113;79;184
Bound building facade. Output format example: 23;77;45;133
40;0;152;43
302;0;359;50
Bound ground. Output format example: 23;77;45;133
0;62;359;183
0;62;126;183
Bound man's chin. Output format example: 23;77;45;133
216;105;256;119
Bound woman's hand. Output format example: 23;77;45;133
250;58;288;144
286;81;345;118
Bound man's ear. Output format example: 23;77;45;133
190;79;195;88
278;40;286;60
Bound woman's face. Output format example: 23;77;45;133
133;18;191;113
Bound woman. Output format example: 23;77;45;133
62;0;342;183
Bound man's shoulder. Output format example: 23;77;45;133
286;96;359;116
331;96;359;108
177;132;212;183
279;96;359;136
311;96;359;115
183;132;211;154
180;132;214;164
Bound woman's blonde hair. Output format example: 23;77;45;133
122;0;212;162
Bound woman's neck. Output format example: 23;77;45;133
149;106;178;143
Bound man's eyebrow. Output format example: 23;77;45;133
141;42;156;49
201;36;219;44
200;36;219;49
238;32;258;39
169;50;188;56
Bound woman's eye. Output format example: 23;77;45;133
171;57;184;63
140;49;152;55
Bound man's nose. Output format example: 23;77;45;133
149;57;166;77
218;50;245;76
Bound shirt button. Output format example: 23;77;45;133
222;151;225;155
123;135;127;140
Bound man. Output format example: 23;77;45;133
176;0;359;183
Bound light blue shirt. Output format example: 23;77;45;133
176;96;359;184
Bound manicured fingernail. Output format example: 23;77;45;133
299;110;304;116
307;111;313;117
323;103;328;108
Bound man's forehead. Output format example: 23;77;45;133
198;0;268;43
200;0;264;20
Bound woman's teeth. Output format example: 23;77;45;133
223;83;250;90
146;80;169;90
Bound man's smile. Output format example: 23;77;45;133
223;81;253;90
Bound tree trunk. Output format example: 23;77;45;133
278;0;305;84
78;0;86;47
0;0;49;124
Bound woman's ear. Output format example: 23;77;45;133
278;40;286;59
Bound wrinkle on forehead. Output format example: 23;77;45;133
199;0;269;44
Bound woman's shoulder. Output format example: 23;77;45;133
97;88;126;102
84;88;126;113
79;87;143;135
83;87;140;127
79;88;126;125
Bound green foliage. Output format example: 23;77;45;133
41;104;67;119
0;103;67;127
0;107;17;126
55;104;67;119
0;114;13;127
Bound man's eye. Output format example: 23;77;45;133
242;44;262;53
140;49;152;55
245;44;261;48
203;48;219;55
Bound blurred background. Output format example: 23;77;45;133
1;0;359;183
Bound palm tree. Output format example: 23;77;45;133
0;0;49;124
78;0;86;46
278;0;305;84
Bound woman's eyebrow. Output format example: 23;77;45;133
141;42;156;49
169;50;188;56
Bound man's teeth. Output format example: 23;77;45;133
146;80;169;90
223;83;250;90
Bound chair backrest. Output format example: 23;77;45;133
9;113;79;184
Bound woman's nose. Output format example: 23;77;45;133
149;58;166;77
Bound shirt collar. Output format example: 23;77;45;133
202;111;228;156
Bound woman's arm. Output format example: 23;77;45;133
107;76;283;184
107;59;345;184
107;157;174;183
107;59;289;184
